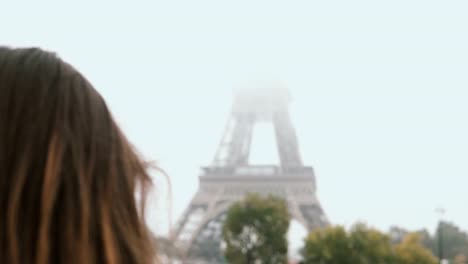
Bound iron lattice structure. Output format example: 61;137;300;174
171;87;329;263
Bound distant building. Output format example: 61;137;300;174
170;87;329;262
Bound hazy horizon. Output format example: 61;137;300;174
2;0;467;249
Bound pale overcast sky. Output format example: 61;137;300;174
2;0;467;243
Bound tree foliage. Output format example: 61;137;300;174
393;233;438;264
222;194;289;264
301;223;393;264
389;222;468;262
302;224;438;264
435;221;468;261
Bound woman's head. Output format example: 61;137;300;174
0;47;155;264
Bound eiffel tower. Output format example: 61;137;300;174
171;86;329;262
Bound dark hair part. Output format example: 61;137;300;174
0;47;156;264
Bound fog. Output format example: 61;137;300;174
2;0;468;249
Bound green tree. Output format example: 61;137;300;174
301;226;351;263
349;223;395;263
435;221;468;261
401;221;468;261
389;226;435;253
301;224;439;264
301;223;393;264
394;233;438;264
222;194;289;264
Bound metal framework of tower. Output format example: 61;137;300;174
171;86;329;263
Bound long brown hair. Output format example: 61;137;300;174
0;47;156;264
